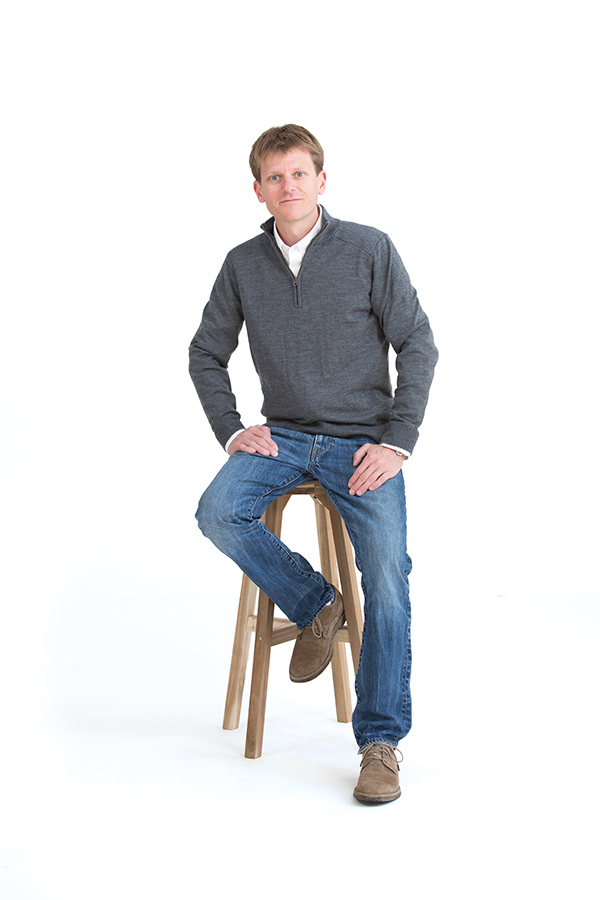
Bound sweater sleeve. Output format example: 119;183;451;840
188;255;246;449
369;235;438;453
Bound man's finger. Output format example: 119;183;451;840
230;425;279;457
348;445;404;494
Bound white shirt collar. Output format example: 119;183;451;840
273;206;323;276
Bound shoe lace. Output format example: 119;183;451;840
359;743;404;770
310;615;325;638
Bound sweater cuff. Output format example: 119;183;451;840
380;422;419;456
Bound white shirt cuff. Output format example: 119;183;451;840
380;443;411;459
225;429;245;453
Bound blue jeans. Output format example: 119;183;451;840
196;428;412;749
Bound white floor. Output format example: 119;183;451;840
1;579;597;900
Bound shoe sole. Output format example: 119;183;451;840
353;787;401;804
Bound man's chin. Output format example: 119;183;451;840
278;201;313;218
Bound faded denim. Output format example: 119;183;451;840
196;428;412;749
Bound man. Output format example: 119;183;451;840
189;124;437;803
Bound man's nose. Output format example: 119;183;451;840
282;175;296;193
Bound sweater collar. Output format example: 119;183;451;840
273;205;323;253
261;205;333;239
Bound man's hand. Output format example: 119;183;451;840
348;444;406;496
228;425;279;457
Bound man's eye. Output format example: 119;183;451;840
269;175;280;182
295;172;305;177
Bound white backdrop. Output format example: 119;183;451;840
1;1;598;897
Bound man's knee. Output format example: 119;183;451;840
195;472;249;540
195;476;233;539
195;486;216;538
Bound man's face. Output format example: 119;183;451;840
253;148;326;229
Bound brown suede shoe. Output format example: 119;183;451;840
353;743;402;804
289;588;345;683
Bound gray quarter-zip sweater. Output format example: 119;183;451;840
189;207;438;454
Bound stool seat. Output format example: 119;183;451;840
222;480;364;758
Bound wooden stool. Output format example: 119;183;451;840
222;480;364;758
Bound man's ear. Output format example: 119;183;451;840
318;170;326;195
253;180;265;203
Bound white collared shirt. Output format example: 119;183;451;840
273;206;323;277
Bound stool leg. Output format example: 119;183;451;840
245;587;275;758
244;495;287;759
223;574;258;731
314;498;353;723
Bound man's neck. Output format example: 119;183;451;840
274;207;320;247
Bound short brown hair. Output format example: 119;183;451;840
249;124;324;182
